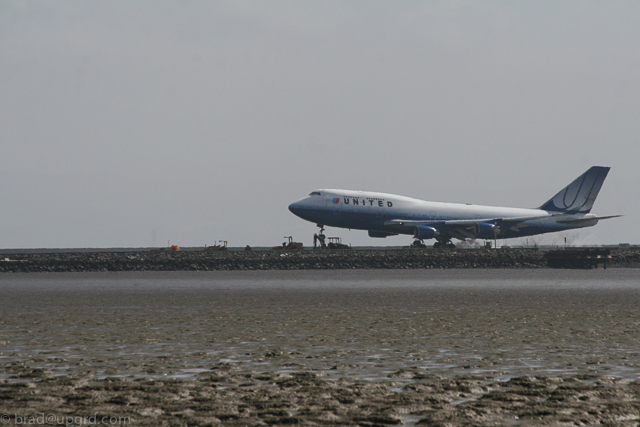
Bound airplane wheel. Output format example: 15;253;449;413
433;242;441;248
446;242;456;249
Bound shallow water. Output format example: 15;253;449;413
1;269;640;382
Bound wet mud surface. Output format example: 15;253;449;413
2;269;640;426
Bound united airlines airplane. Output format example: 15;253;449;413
288;166;621;248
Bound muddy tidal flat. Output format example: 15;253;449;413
1;269;640;426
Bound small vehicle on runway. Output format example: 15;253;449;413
327;237;350;250
273;236;303;251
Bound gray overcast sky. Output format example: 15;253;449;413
1;1;638;248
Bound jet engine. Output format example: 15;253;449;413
368;230;398;238
413;225;440;240
474;222;500;239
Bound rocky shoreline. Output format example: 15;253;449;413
1;248;639;272
2;371;639;427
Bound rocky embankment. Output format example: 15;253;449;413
1;248;639;272
2;371;639;427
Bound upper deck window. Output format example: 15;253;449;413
309;191;321;196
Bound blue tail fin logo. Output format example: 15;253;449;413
538;166;610;213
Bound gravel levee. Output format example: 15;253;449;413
2;248;639;272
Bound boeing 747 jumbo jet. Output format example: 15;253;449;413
288;166;621;248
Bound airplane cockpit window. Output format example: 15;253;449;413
309;191;321;196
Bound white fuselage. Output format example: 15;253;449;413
289;189;597;240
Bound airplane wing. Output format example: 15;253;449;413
556;215;623;225
384;213;571;240
384;212;568;228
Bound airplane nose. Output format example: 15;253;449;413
288;202;299;214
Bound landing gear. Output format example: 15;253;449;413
313;226;326;249
410;239;427;249
409;239;427;249
433;239;455;249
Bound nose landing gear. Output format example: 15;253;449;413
313;227;326;249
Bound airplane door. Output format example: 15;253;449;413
332;195;341;215
374;196;385;219
359;191;372;225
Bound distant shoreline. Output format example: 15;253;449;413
1;244;637;254
2;248;639;272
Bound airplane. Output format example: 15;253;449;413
288;166;621;248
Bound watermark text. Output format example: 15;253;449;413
2;413;130;426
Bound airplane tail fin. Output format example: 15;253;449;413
538;166;610;213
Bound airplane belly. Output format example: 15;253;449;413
289;205;369;230
325;210;371;230
289;206;328;225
